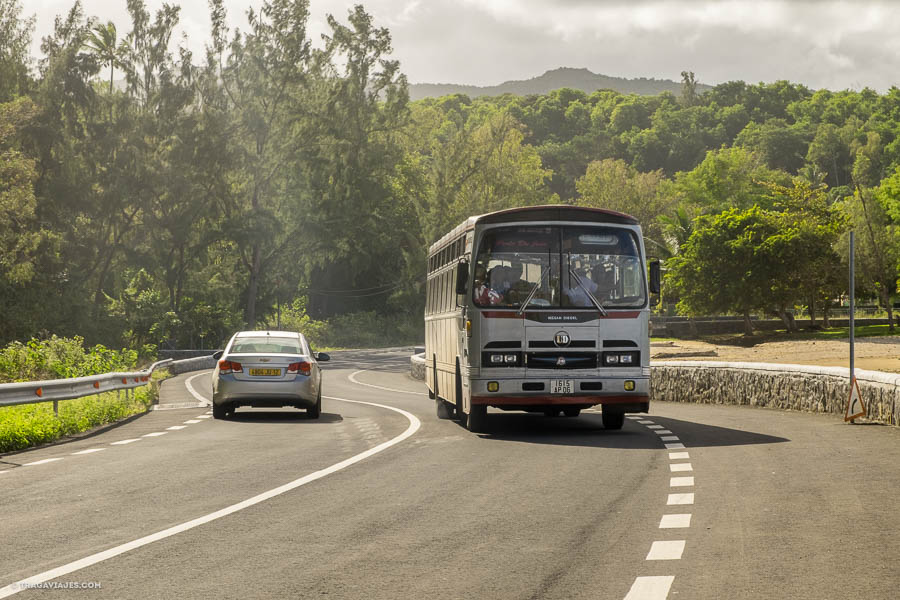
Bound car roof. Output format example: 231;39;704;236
234;330;302;338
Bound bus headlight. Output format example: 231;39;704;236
602;352;639;367
483;352;521;367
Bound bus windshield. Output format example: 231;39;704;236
472;225;646;309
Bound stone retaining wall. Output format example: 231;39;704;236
410;353;426;381
167;356;217;375
652;361;899;425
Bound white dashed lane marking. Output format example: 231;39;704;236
624;576;675;600
667;492;695;505
669;463;693;472
183;420;202;424
670;477;695;487
623;416;696;600
166;426;187;431
659;514;692;529
23;458;64;466
7;413;210;475
646;540;686;561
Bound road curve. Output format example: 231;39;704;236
2;349;900;599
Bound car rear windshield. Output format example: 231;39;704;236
231;337;303;354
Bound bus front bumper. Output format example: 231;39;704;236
470;376;650;412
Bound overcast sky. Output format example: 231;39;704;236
25;1;900;92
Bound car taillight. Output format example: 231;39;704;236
218;359;243;374
287;361;311;376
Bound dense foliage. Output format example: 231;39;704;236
4;0;900;348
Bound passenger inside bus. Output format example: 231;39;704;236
474;265;502;305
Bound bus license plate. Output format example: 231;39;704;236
249;368;281;376
551;379;573;394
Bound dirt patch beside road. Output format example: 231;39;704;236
651;337;900;373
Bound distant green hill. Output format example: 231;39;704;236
408;67;711;100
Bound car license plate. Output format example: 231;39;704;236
249;368;281;376
551;379;573;394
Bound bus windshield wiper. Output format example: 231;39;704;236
569;268;608;317
517;267;549;316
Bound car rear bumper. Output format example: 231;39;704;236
212;377;317;408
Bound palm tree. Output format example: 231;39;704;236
84;21;120;94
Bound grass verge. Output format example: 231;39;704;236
0;381;159;454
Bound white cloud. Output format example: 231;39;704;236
24;0;900;91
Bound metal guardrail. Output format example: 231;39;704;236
0;358;173;414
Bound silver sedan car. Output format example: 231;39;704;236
211;330;330;419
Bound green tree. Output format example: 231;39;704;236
0;0;34;102
665;207;777;335
83;21;122;94
575;158;670;247
209;0;313;327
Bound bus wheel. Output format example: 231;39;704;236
602;410;625;430
563;408;581;418
468;404;488;433
436;399;453;419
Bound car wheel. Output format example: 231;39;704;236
563;408;581;418
212;403;226;419
467;404;488;433
436;399;453;419
308;391;321;419
602;410;625;430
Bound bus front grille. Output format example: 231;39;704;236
525;352;598;369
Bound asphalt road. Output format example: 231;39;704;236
3;349;900;599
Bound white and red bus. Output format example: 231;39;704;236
424;205;660;433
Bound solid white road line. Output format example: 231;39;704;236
669;463;693;472
624;576;675;600
166;426;187;431
348;370;428;395
667;493;695;505
184;371;211;405
23;458;64;467
670;477;695;487
659;514;692;529
142;432;168;438
110;439;140;446
665;443;686;450
0;395;421;599
669;451;690;460
646;540;685;560
71;449;106;455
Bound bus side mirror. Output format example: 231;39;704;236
649;259;661;295
455;260;469;295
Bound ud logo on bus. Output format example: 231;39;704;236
554;332;570;347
